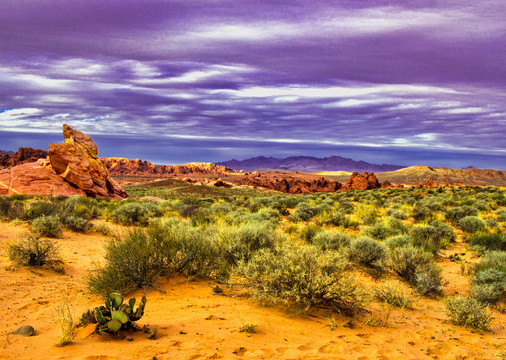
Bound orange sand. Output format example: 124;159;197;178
0;221;505;360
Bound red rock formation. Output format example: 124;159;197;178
102;157;233;177
424;178;436;187
341;172;381;191
48;124;128;199
241;175;341;194
381;180;403;189
0;159;86;196
0;147;48;168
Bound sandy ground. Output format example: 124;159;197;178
0;221;505;360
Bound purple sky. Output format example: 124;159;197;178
1;0;505;169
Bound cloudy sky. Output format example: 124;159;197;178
1;0;505;169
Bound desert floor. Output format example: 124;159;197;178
0;221;505;360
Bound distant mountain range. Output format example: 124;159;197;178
0;150;14;155
216;156;405;173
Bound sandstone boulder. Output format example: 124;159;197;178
341;172;381;191
48;124;128;199
0;159;86;197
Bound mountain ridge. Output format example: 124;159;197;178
217;155;405;173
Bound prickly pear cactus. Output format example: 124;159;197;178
82;293;154;338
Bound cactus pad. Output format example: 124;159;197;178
106;319;122;333
109;293;123;309
111;310;129;324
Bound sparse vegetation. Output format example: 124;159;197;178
445;296;494;330
8;233;62;271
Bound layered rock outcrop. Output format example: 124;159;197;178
0;124;127;199
241;174;342;194
48;124;128;199
0;148;48;168
102;157;234;177
341;172;381;191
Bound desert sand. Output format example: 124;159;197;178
1;221;505;360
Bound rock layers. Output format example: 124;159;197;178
0;148;48;168
0;124;127;199
240;173;342;194
102;157;234;177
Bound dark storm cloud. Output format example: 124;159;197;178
0;0;505;168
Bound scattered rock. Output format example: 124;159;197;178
11;325;35;337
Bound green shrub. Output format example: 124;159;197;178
290;202;318;222
475;251;506;273
24;201;59;220
326;211;348;227
312;230;351;251
444;296;493;330
110;202;162;225
459;216;486;234
87;227;176;296
469;232;506;251
410;224;452;254
220;223;277;266
384;234;409;248
348;237;387;267
63;196;101;220
300;224;321;242
61;215;91;233
8;234;61;269
32;215;63;238
236;244;364;313
411;204;432;222
496;208;506;222
387;209;408;220
388;245;442;295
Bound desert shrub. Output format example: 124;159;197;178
411;204;432;222
325;211;348;227
374;282;411;308
432;221;456;243
496;208;506;222
362;215;377;225
291;202;318;222
24;201;59;220
388;245;442;295
384;235;411;249
312;230;352;251
387;209;408;220
348;237;387;267
444;296;493;330
469;232;506;251
32;215;63;238
410;225;450;254
220;223;277;266
485;219;499;229
110;202;162;225
236;243;364;313
300;224;321;242
55;298;76;347
475;251;506;273
459;216;486;234
474;200;489;211
470;269;506;305
8;234;61;269
63;196;101;220
445;205;478;225
87;226;177;295
338;201;354;214
61;215;91;233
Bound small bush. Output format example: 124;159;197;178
348;237;387;267
469;232;506;251
374;282;411;308
300;224;321;242
236;244;364;313
388;245;442;295
312;230;351;251
387;209;408;220
290;202;318;222
8;234;61;269
475;251;506;273
444;296;493;330
384;235;411;250
61;215;91;233
221;223;277;266
32;215;63;238
55;298;76;347
24;201;59;220
410;224;451;254
496;208;506;222
110;202;162;226
458;216;486;234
